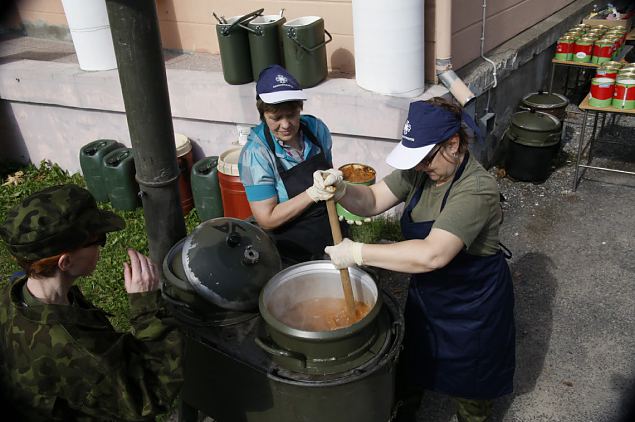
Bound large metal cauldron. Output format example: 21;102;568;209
257;261;384;374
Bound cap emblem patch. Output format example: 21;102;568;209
403;121;412;136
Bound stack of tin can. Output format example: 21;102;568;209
555;23;628;64
589;62;635;109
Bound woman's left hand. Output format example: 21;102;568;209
123;249;159;293
325;238;364;269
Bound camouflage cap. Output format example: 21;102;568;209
0;184;125;261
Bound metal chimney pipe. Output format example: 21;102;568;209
105;0;186;266
435;0;476;106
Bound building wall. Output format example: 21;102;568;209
15;0;576;79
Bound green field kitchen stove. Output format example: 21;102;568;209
162;218;404;422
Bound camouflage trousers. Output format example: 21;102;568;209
456;398;493;422
394;391;492;421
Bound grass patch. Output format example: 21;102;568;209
348;215;404;244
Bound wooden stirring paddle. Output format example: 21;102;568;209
325;197;356;320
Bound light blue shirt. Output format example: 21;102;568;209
238;115;333;202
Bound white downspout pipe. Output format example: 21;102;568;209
435;0;476;106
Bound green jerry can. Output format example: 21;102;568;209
216;9;263;85
282;16;332;88
247;14;286;81
79;139;122;202
191;156;224;222
102;147;139;211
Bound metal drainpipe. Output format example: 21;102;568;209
435;0;476;106
105;0;187;266
481;0;497;113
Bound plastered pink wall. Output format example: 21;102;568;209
16;0;576;80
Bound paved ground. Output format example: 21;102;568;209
2;34;634;422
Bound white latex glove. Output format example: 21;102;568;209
305;169;347;203
324;238;364;269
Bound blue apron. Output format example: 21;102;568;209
400;153;515;400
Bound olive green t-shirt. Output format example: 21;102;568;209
384;154;502;256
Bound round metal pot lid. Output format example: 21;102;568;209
181;217;282;311
511;110;561;132
521;92;569;110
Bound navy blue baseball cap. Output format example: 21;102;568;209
256;65;307;104
386;101;464;170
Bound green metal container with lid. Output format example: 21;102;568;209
79;139;123;202
216;9;263;85
282;16;332;88
247;14;286;81
505;110;562;183
102;147;139;211
519;91;569;122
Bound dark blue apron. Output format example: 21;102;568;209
263;123;335;264
400;153;515;400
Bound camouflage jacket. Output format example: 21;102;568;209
0;277;183;421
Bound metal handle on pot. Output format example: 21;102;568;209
160;291;212;327
285;28;333;52
238;22;262;35
502;127;517;142
219;8;264;36
254;337;307;368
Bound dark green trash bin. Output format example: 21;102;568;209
247;14;286;81
79;139;122;202
191;157;223;222
103;147;139;211
282;16;332;88
505;110;562;183
216;9;263;85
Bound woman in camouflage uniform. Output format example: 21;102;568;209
0;184;182;421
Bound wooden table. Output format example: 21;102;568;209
572;94;635;191
548;45;633;94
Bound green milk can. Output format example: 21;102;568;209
247;14;286;81
103;147;139;211
282;16;332;88
79;139;122;202
191;156;224;222
216;9;263;85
